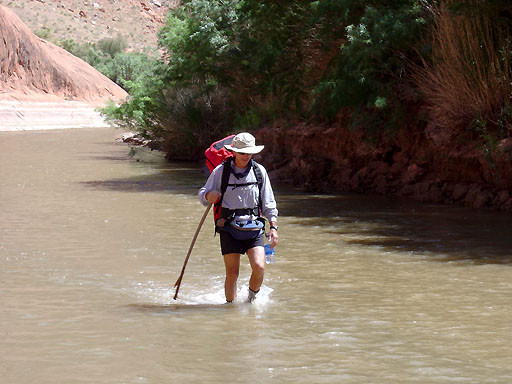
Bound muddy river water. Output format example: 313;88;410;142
1;128;512;383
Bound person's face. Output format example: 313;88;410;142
234;152;252;168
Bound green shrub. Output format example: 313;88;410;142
98;52;156;86
97;35;127;58
35;26;51;40
311;2;426;131
57;37;154;91
101;1;452;156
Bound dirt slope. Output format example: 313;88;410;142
4;0;174;52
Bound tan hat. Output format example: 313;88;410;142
224;132;264;154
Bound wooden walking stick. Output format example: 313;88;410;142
173;203;212;300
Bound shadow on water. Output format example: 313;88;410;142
80;162;205;193
277;190;512;265
82;155;512;265
126;302;241;314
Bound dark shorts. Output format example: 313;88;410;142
219;231;264;255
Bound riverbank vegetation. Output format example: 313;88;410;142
49;35;157;89
413;2;512;147
34;24;156;96
97;0;512;162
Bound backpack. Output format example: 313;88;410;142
204;136;263;222
205;135;235;173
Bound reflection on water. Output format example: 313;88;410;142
1;128;512;384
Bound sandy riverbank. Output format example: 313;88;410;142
0;99;112;132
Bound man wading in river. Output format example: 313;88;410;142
199;133;278;303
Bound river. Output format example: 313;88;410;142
1;128;512;383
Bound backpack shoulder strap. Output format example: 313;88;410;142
221;157;233;195
215;157;233;216
252;161;263;213
252;160;263;188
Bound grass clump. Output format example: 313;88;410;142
413;1;512;138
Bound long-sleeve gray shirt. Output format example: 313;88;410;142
198;161;278;223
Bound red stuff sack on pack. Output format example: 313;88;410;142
205;135;235;222
205;135;235;173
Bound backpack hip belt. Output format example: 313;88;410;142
216;207;262;228
220;207;260;220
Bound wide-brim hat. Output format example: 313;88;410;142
224;132;264;154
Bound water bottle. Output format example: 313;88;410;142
264;244;275;264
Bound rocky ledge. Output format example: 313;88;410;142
256;123;512;212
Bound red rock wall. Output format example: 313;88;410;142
256;118;512;211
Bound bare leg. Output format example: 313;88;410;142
223;253;241;302
247;246;265;293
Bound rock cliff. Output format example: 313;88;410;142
257;117;512;212
0;5;127;103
